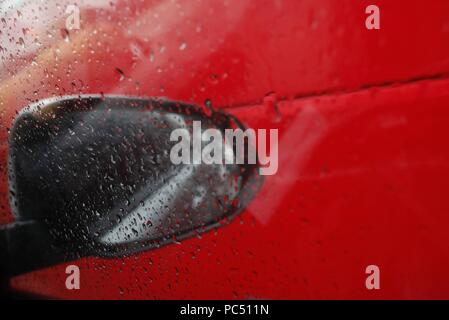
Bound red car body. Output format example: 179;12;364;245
1;0;449;299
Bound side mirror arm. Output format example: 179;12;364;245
0;221;67;278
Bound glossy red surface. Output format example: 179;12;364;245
1;0;449;299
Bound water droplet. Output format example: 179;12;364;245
203;99;213;116
18;37;25;48
60;28;70;42
263;92;281;123
115;68;125;81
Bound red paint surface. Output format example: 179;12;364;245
1;0;449;299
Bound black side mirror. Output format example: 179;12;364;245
0;95;262;277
